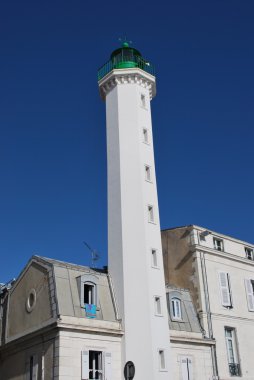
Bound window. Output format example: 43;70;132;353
219;272;232;308
148;205;155;223
245;247;254;260
141;93;146;108
82;350;110;380
171;297;182;320
155;296;162;315
26;355;38;380
151;249;158;268
225;328;241;376
79;274;99;309
159;350;166;371
143;128;149;144
214;238;224;251
145;165;151;182
84;283;96;305
245;279;254;311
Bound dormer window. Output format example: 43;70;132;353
78;274;99;309
214;238;224;252
171;297;182;320
84;282;96;305
245;247;254;260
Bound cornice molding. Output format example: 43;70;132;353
98;68;156;100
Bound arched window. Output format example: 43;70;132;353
171;297;182;320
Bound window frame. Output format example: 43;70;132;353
158;349;167;372
79;274;99;309
89;350;103;380
213;237;224;252
225;327;241;376
171;297;182;321
154;296;163;316
151;248;159;269
142;128;149;144
83;282;96;305
245;247;254;260
140;93;146;108
144;164;152;182
148;204;155;224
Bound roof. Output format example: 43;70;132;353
162;225;254;247
166;285;203;334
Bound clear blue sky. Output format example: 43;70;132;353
1;0;254;283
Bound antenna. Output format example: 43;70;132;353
83;241;100;268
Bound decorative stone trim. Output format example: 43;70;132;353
98;69;156;100
26;288;37;313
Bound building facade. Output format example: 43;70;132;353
162;225;254;380
0;256;123;380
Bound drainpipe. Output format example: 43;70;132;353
200;251;219;380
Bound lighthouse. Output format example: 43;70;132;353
98;43;171;380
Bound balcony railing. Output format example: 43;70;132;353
98;54;155;81
229;363;241;376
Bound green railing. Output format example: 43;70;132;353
98;54;155;81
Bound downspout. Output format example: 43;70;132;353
200;250;219;380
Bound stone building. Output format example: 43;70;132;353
0;256;122;379
162;225;254;380
0;255;214;380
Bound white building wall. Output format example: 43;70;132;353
100;68;172;380
190;227;254;380
57;329;122;380
170;341;213;380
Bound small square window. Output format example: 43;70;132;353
151;249;158;268
245;247;254;260
155;296;162;315
148;205;155;223
159;350;166;371
143;128;149;144
214;238;224;251
145;165;152;182
141;93;146;108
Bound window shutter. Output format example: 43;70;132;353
32;355;38;380
187;358;193;380
245;279;254;311
219;272;231;307
180;357;193;380
104;352;112;380
81;351;89;380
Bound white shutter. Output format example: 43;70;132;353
81;351;89;380
32;355;38;380
104;352;112;380
187;358;193;380
180;357;193;380
219;272;231;307
245;279;254;311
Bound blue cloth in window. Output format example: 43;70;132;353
85;303;96;318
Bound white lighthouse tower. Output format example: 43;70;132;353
98;43;171;380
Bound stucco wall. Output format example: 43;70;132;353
57;329;122;380
7;262;52;340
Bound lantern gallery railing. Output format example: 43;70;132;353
98;54;155;81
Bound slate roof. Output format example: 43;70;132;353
166;285;203;334
33;256;117;322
